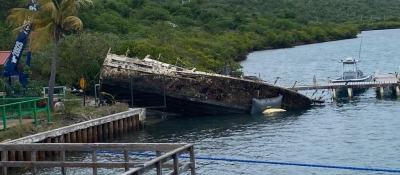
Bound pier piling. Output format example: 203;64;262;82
77;129;82;143
92;126;98;143
379;87;384;96
82;128;87;143
347;88;353;98
109;121;114;138
88;126;93;143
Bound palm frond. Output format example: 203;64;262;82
61;0;78;15
73;0;94;10
30;23;55;51
7;0;93;51
7;8;38;25
61;0;93;19
39;1;56;13
31;16;53;29
63;16;83;31
10;25;26;38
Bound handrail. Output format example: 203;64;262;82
0;97;51;130
0;143;196;175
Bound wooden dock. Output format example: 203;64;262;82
289;73;400;98
291;81;399;91
0;143;195;175
0;109;196;175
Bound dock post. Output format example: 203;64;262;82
65;133;71;143
118;119;123;135
332;89;337;99
347;88;353;98
114;120;119;137
38;140;45;160
396;86;400;96
379;87;384;96
16;151;23;161
132;116;137;130
109;122;114;138
127;116;133;131
24;151;31;161
59;134;64;144
92;126;98;143
189;146;196;175
88;126;93;143
71;131;77;143
123;118;128;133
104;123;109;139
97;124;103;141
82;128;88;143
2;151;8;175
313;76;317;86
45;138;52;156
77;130;82;143
52;137;59;156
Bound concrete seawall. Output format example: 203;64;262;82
2;108;146;161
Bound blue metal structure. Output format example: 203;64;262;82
2;1;39;87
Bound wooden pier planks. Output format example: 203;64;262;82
290;73;399;91
291;80;399;91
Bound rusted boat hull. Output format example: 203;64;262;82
99;53;313;116
101;80;248;115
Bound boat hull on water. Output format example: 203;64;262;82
331;57;372;83
99;53;313;115
330;57;373;94
331;75;372;83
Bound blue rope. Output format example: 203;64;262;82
86;150;400;173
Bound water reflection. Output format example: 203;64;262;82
111;108;310;144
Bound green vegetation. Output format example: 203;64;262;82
7;0;94;108
1;0;400;91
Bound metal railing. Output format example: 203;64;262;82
0;97;51;130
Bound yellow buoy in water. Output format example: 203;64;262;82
262;108;286;114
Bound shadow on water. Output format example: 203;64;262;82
112;108;310;143
325;91;399;110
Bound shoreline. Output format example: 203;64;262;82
237;28;400;62
236;36;359;62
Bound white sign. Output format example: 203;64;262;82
11;41;24;63
11;56;17;64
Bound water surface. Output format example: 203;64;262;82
34;29;400;175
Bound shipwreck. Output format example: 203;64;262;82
99;52;314;115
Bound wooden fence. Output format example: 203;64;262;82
0;143;195;175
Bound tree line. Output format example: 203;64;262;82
1;0;400;93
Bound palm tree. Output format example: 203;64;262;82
7;0;93;109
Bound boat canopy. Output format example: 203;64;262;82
340;57;361;64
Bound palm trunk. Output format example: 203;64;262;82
48;29;60;110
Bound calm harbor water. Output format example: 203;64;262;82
33;29;400;175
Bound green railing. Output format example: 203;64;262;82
0;97;51;130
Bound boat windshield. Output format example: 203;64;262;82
343;63;357;72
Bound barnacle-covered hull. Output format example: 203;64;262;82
99;53;313;115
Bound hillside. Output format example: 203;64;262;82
1;0;400;89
